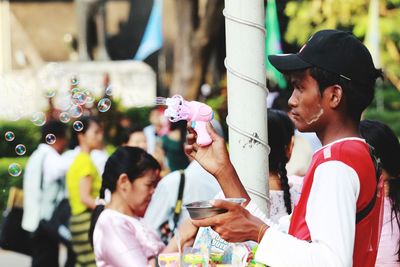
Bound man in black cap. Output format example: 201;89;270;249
185;30;383;267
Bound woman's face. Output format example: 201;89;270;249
126;132;148;151
79;121;104;150
127;169;160;217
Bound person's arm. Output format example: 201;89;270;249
162;218;199;253
185;123;250;202
192;161;359;267
79;176;96;210
255;161;359;267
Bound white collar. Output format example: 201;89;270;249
315;137;366;154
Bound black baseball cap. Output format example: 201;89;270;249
268;29;382;85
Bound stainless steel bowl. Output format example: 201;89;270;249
184;198;246;220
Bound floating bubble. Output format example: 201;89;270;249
5;131;15;142
71;87;80;95
73;121;84;132
8;163;22;177
69;105;83;118
84;91;95;104
105;85;113;96
71;77;79;86
45;134;56;144
45;88;56;98
72;92;87;106
15;144;26;156
97;98;111;113
59;112;70;123
31;112;46;126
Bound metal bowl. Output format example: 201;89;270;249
184;198;246;220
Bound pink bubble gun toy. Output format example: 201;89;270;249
156;95;214;147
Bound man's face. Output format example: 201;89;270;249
287;70;326;132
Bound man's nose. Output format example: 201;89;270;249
288;93;297;108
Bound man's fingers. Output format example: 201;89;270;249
206;122;221;141
187;122;197;135
191;216;218;228
187;133;197;143
184;144;196;159
211;199;242;210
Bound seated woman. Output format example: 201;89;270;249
89;146;196;267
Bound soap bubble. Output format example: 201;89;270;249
84;91;95;104
5;131;15;142
45;88;56;98
97;98;111;113
73;121;84;132
105;85;113;96
59;112;70;123
69;105;83;118
15;144;26;156
71;87;80;95
45;134;56;144
8;163;22;177
31;112;46;126
71;92;87;106
71;77;79;86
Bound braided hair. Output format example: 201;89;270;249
268;109;295;214
360;120;400;261
89;146;161;247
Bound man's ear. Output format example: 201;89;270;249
326;84;343;109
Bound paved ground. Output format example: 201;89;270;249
0;246;67;266
0;250;30;267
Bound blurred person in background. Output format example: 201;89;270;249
144;107;165;155
161;120;190;172
122;127;148;150
359;120;400;266
122;127;168;176
22;120;75;267
66;116;103;267
62;118;109;177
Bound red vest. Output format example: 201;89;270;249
288;139;384;267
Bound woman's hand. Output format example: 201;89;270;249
191;200;267;243
185;122;232;179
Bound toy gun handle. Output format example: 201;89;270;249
191;121;212;147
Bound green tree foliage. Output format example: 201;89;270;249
284;0;400;90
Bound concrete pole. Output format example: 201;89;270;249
0;0;12;74
224;0;269;213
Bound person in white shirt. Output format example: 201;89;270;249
22;120;74;267
185;30;383;267
144;160;221;236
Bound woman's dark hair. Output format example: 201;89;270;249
40;120;67;143
120;127;144;145
89;146;161;246
360;119;400;261
69;116;101;149
268;109;295;214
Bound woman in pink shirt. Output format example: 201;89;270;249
360;120;400;266
89;146;196;267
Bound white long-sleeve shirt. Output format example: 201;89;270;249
248;152;360;267
22;144;68;232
